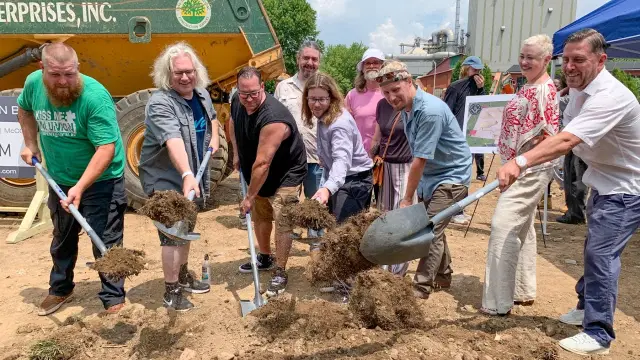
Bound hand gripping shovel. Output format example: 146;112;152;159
239;171;266;316
32;157;108;255
153;147;214;242
360;180;499;265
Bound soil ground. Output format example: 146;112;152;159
1;159;639;360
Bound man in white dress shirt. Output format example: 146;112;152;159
497;28;640;356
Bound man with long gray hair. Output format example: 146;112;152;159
139;41;221;311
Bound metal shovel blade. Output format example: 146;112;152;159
240;300;257;316
360;180;500;265
153;220;201;242
360;202;436;265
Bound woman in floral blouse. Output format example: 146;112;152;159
481;34;560;316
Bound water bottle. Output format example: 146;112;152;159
201;254;211;284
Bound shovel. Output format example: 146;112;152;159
32;157;108;255
153;147;214;243
360;180;499;265
239;171;266;316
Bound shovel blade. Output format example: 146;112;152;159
360;202;436;265
240;297;267;317
153;220;200;242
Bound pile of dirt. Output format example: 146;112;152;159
279;200;337;231
90;247;146;279
137;190;197;232
348;268;425;330
251;295;353;340
309;210;380;282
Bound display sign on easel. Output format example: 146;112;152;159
0;97;35;178
0;95;52;244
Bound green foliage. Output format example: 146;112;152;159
320;42;368;95
262;0;322;75
450;55;493;93
451;59;463;83
180;0;205;16
611;68;640;101
481;64;493;94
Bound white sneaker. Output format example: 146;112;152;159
451;214;469;225
559;307;584;326
559;332;609;355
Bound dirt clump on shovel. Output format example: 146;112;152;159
348;268;425;330
137;190;198;232
90;247;146;280
279;200;337;231
308;210;380;282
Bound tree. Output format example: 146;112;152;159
611;68;640;101
181;0;205;16
263;0;322;76
320;43;368;95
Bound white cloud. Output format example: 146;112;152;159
309;0;347;18
368;19;425;55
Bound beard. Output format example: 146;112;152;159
364;70;379;81
44;76;84;108
299;65;317;79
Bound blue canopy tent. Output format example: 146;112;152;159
552;0;640;58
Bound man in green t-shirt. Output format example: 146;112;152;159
16;42;127;316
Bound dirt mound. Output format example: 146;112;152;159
137;190;197;232
309;210;380;282
349;268;425;330
251;295;352;340
279;200;337;231
90;247;146;280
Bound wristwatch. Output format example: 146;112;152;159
515;155;528;170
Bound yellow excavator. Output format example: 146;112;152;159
0;0;285;209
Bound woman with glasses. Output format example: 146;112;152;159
302;72;373;223
481;34;560;316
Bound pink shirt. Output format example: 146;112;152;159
345;88;384;152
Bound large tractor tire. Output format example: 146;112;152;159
116;89;229;210
0;88;37;208
222;143;234;180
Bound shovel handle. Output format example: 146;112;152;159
31;157;108;255
239;172;264;307
186;147;215;201
429;180;499;226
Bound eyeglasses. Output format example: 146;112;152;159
307;97;330;104
238;90;261;99
173;69;196;77
374;71;410;84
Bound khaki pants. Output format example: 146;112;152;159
414;183;468;293
252;186;301;233
481;169;552;314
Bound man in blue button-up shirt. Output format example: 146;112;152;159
378;60;472;299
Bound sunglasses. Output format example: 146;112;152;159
374;71;410;84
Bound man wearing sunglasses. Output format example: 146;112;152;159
229;66;307;297
378;61;472;300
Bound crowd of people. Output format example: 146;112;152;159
13;26;640;357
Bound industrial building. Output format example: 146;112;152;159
467;0;578;72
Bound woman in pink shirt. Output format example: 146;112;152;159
345;48;386;154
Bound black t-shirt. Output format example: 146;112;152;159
444;76;485;130
231;93;307;197
375;99;412;163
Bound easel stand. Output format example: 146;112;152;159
4;168;52;243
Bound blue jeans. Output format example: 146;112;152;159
575;190;640;346
303;163;324;238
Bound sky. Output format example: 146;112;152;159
310;0;610;55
